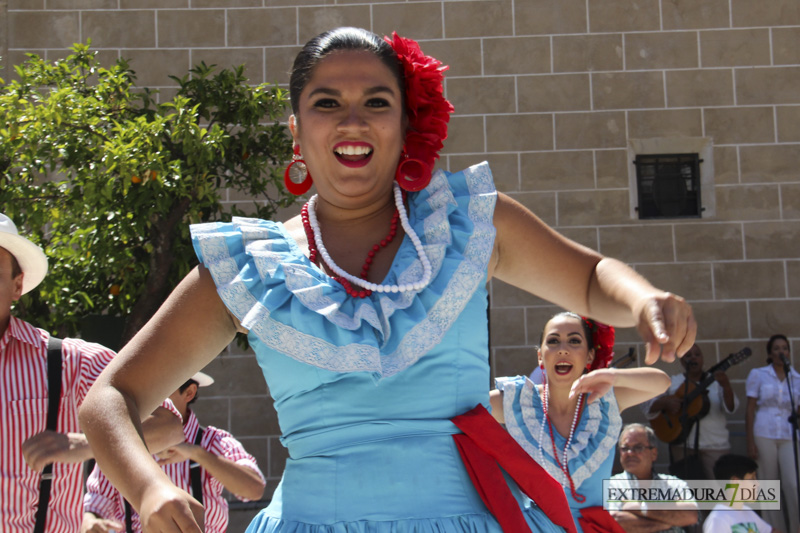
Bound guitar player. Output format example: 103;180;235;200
644;344;739;480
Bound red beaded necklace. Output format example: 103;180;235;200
301;202;400;299
542;385;587;503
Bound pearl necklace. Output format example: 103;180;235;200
539;382;586;503
302;203;399;298
304;183;433;296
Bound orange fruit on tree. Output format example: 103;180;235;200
109;284;121;296
131;175;142;184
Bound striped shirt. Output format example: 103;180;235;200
84;402;265;533
0;316;116;532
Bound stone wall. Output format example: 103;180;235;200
4;0;800;527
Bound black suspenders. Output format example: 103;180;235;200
189;426;206;506
33;336;63;533
124;426;206;532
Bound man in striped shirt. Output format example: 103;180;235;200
82;372;266;532
0;213;185;533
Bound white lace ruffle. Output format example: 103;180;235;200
500;377;621;491
193;162;497;378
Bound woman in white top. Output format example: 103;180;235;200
746;334;800;533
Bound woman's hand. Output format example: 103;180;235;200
570;369;616;405
634;292;696;365
138;483;204;533
575;367;670;411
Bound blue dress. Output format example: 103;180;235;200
495;376;622;533
191;163;565;532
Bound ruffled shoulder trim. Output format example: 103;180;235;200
569;388;621;488
192;162;496;379
495;375;525;392
500;378;621;491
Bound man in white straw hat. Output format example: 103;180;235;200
82;370;266;533
0;213;184;533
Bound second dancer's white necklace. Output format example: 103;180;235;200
538;381;586;502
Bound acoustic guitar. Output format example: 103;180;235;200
651;347;752;444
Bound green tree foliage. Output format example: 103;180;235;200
0;42;295;346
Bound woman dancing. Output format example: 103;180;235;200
80;27;695;532
492;312;671;532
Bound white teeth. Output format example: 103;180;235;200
335;145;371;156
555;363;573;373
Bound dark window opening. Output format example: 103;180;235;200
635;153;702;219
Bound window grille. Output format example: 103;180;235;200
634;153;702;219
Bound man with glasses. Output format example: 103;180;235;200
607;424;698;532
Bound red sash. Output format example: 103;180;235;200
451;404;577;533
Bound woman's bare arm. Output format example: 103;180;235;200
489;389;505;424
489;193;696;363
79;265;240;530
569;367;670;412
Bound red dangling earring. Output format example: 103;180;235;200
395;148;431;192
284;145;313;195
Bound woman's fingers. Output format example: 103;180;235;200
570;372;612;403
170;501;204;533
637;299;668;365
140;486;204;532
638;293;696;365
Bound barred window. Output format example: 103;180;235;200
635;153;702;219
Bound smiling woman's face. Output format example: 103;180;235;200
289;50;405;209
538;315;595;384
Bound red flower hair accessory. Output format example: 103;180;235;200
385;32;454;191
582;317;615;371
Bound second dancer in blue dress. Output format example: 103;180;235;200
492;312;671;533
